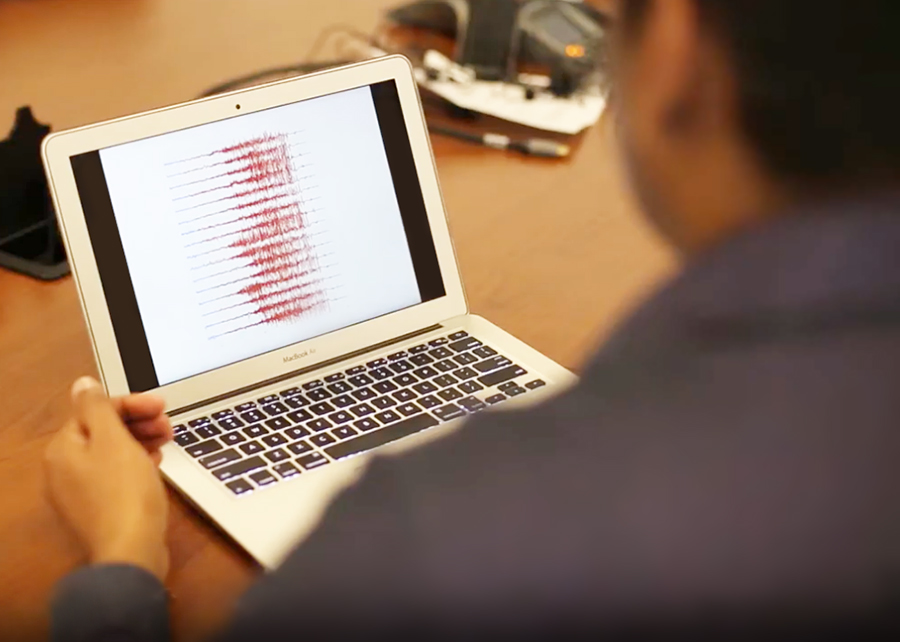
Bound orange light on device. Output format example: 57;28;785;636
565;44;585;58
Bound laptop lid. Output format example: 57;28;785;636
43;56;467;412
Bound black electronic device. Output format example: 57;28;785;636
389;0;607;96
0;107;68;280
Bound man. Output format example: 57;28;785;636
44;0;900;638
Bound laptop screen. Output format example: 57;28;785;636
70;80;446;392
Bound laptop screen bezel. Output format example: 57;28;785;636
43;56;468;412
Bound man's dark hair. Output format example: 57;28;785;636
623;0;900;188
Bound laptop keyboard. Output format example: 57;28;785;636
171;331;547;496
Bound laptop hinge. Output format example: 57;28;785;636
170;323;444;418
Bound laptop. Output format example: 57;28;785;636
42;55;576;568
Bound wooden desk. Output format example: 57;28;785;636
0;1;673;638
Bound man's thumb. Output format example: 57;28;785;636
71;376;126;445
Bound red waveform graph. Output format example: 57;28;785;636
168;132;332;338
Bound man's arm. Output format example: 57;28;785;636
52;565;169;642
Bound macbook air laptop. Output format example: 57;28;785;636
42;55;576;568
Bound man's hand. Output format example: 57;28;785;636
112;390;174;466
44;377;170;581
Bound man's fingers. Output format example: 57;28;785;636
128;417;174;443
112;394;167;423
71;377;130;446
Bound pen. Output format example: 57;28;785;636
428;124;571;158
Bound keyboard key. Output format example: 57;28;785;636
409;353;434;367
307;418;333;432
175;433;200;447
472;346;498;359
505;386;527;397
373;380;399;394
389;360;414;374
189;417;211;428
303;380;324;391
173;424;189;435
346;366;366;375
454;352;478;366
272;462;300;479
413;366;440;379
351;387;377;401
262;433;288;448
226;479;254;496
326;413;439;461
310;402;336;416
449;337;482;352
474;356;513;373
258;394;280;405
285;395;310;409
429;347;453;360
186;439;223;458
250;469;278;487
199;448;242;469
195;425;222;439
499;382;519;392
366;358;388;368
243;425;268;438
369;367;393;381
486;394;506;405
449;331;469;340
459;381;484;394
324;373;345;383
221;432;246;446
285;426;310;440
328;411;354;425
428;338;449;347
240;441;265;456
307;389;332;402
453;367;478;380
413;381;439;395
264;417;291;431
332;394;356;408
434;360;457;373
438;388;463;402
327;381;353;394
332;426;359;440
459;397;487;413
434;374;458;388
397;403;421;417
479;365;528;387
211;410;233;420
287;409;314;424
288;440;314;455
265;448;291;463
418;395;441;409
526;379;547;390
213;456;267;481
375;410;401;424
274;462;301;478
409;344;429;354
353;418;380;432
372;396;396;410
309;432;335;448
280;387;302;398
388;351;408;361
433;404;467;422
349;374;374;387
218;417;245;431
349;403;376;417
393;388;417;402
394;374;417;387
296;453;329;470
235;402;256;412
240;409;266;423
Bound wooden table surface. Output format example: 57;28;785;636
0;1;673;638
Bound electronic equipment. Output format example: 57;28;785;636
0;107;68;280
42;56;576;567
389;0;607;96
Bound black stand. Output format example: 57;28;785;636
0;107;69;281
